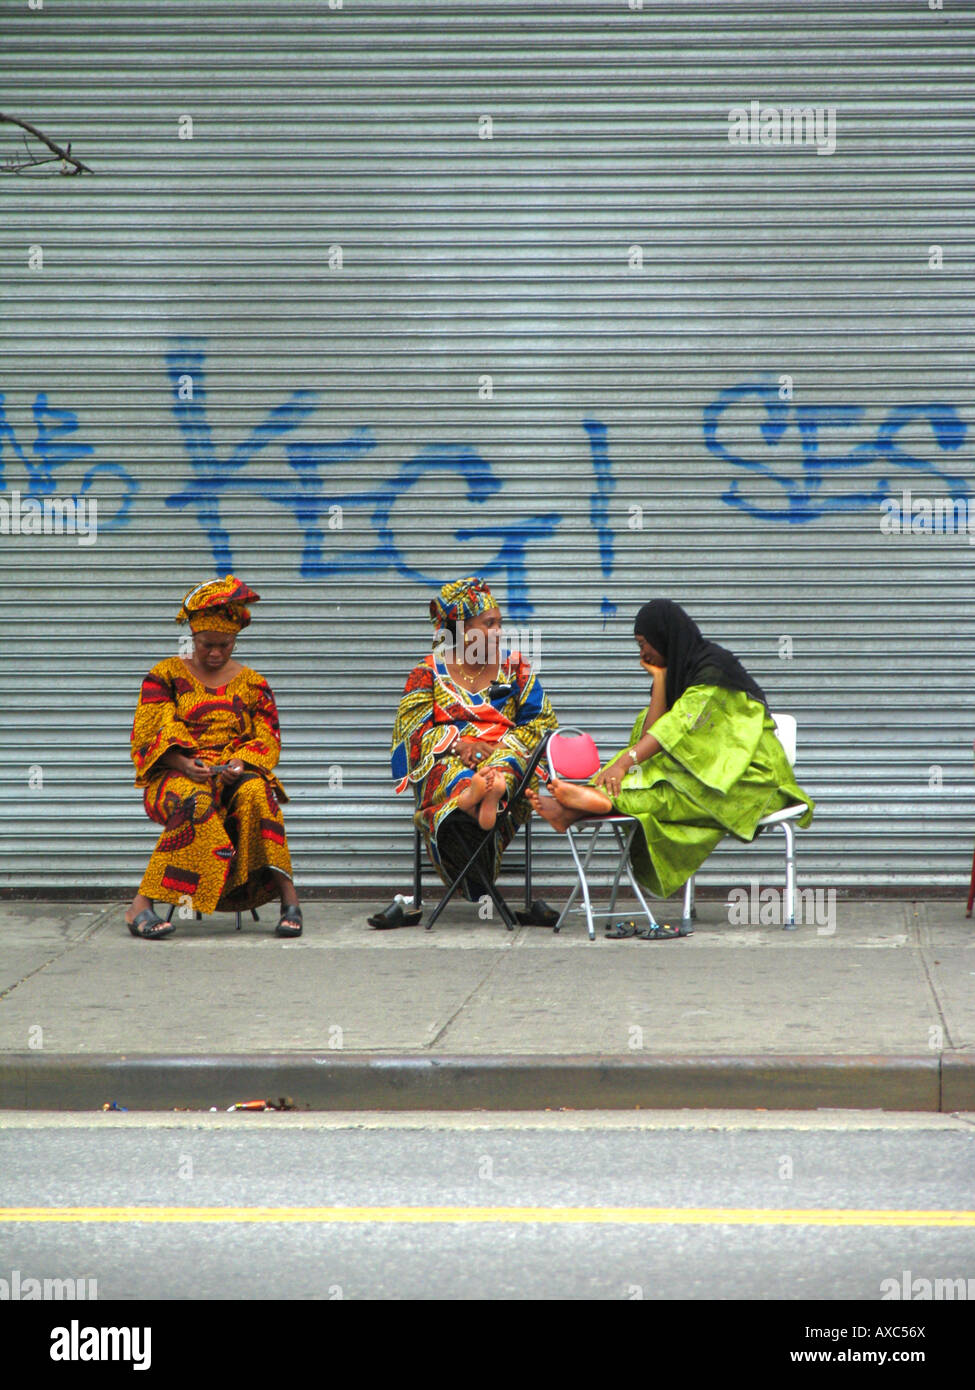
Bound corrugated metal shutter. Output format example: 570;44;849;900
2;0;973;896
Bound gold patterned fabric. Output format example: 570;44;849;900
176;575;259;633
130;656;292;913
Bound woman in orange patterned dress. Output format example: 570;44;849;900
125;576;302;940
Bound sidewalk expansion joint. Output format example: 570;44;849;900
915;947;955;1056
0;902;117;1004
425;930;522;1049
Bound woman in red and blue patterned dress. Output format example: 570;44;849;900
391;577;557;897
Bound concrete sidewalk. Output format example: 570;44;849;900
0;898;973;1111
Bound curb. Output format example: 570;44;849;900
1;1052;972;1112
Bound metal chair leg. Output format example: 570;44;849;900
682;875;696;931
782;820;797;930
424;841;475;931
160;902;258;931
413;825;423;911
563;823;601;941
554;848;585;933
487;876;519;931
605;823;631;918
566;821;626;940
616;824;658;929
558;819;658;940
425;829;517;931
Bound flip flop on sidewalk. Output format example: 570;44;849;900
636;922;692;940
604;919;640;938
604;919;692;940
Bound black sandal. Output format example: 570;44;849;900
276;903;303;938
605;919;640;939
126;907;175;940
367;899;422;929
636;922;692;940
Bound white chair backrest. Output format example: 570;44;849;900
771;712;797;766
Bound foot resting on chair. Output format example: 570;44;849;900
550;777;614;816
525;787;575;833
526;778;613;833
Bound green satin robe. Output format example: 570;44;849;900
608;685;814;898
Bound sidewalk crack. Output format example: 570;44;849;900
426;932;521;1049
913;902;954;1051
0;903;117;1003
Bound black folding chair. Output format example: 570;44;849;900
163;904;260;931
416;729;558;930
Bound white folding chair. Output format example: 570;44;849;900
542;726;662;941
681;712;809;931
551;711;808;939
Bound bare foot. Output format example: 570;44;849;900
548;776;614;817
455;769;489;814
525;786;580;834
477;769;507;831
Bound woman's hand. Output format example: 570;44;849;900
163;752;211;782
455;737;494;769
216;759;246;784
640;659;667;683
592;755;630;798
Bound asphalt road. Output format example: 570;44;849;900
1;1112;973;1301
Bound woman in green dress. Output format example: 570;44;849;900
527;598;813;902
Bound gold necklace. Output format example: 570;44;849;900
450;661;496;687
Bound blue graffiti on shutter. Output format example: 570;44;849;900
162;339;562;620
583;416;619;623
705;376;969;522
0;391;138;527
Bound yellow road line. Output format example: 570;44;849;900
1;1207;973;1227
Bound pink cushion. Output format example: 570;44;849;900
548;728;601;781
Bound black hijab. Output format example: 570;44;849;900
633;599;768;710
